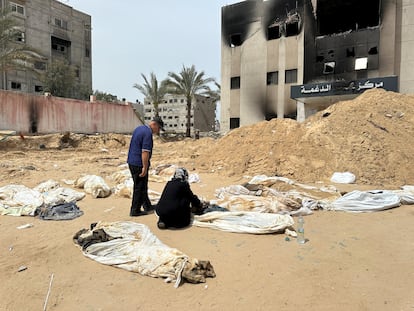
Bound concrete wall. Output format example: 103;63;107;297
240;16;267;126
0;90;142;134
396;0;414;93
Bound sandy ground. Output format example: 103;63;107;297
1;89;414;310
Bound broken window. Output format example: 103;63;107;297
355;57;368;70
265;111;277;121
51;36;71;56
230;118;240;129
15;30;25;43
323;62;335;74
316;55;324;62
11;81;21;90
285;21;300;37
229;34;242;47
316;0;380;35
10;2;24;15
368;46;378;55
267;25;280;40
52;43;66;53
84;28;91;41
35;85;43;92
54;18;68;30
230;77;240;89
346;47;355;58
285;69;297;84
34;61;46;70
266;71;279;85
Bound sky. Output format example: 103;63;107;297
63;0;240;103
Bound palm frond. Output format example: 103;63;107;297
133;72;168;116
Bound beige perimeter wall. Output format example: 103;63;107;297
0;90;142;134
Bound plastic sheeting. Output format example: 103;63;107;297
213;175;341;216
214;193;302;214
74;175;111;198
324;190;401;212
0;185;43;216
73;221;215;287
35;179;86;207
193;211;294;234
214;175;414;214
330;172;356;184
392;186;414;205
0;181;85;217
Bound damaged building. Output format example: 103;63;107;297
0;0;92;96
142;94;217;133
220;0;413;130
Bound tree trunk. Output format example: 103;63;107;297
154;102;159;117
186;99;192;137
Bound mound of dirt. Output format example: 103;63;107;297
0;133;128;150
189;88;414;187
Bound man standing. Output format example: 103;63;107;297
127;116;164;216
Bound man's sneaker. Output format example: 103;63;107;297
130;210;148;217
157;221;167;229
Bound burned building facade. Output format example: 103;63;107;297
220;0;413;130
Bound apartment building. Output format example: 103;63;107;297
0;0;92;95
220;0;413;130
142;94;216;134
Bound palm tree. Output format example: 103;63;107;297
41;59;76;98
0;7;45;89
166;65;216;137
133;72;168;117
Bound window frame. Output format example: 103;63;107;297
11;81;22;90
285;69;298;84
266;71;279;85
54;17;68;30
10;2;25;15
230;76;240;89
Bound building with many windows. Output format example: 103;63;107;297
142;94;217;134
0;0;92;95
220;0;413;131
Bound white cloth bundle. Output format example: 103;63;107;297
193;211;294;234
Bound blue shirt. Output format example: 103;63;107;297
127;125;153;167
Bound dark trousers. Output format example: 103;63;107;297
157;198;192;228
129;164;152;213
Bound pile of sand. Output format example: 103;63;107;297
155;88;414;187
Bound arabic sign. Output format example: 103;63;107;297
291;76;398;99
